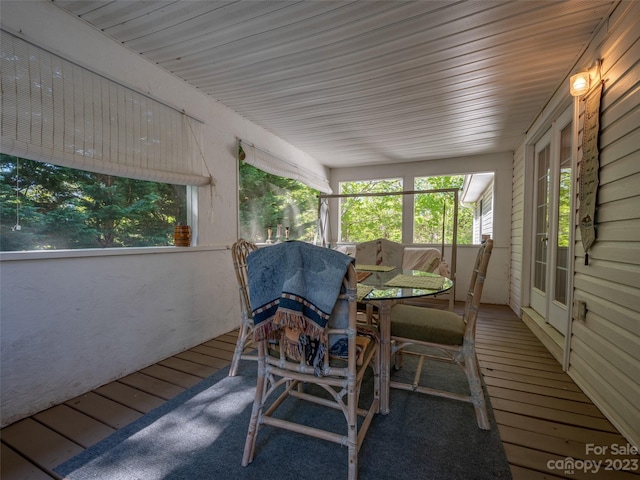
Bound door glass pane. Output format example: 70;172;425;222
554;123;572;304
534;145;550;292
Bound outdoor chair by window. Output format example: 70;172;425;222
242;241;380;480
355;237;404;269
389;239;493;429
228;239;258;377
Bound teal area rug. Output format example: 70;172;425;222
56;349;512;480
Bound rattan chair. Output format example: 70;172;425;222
389;239;493;429
242;245;379;480
228;239;259;377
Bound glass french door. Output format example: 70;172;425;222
530;109;573;334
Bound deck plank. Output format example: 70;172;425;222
158;356;219;378
493;410;631;445
202;338;238;353
65;392;142;429
0;418;83;476
118;372;185;401
503;443;640;480
486;386;605;417
483;376;592;403
481;368;584;392
0;444;55;480
491;398;620;433
478;353;565;373
174;350;229;369
479;361;574;382
140;364;204;389
498;424;639;464
190;344;235;362
34;405;115;448
94;382;165;413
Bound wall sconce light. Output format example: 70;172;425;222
570;59;601;97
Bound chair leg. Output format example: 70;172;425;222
463;349;490;430
242;353;266;466
393;349;404;371
229;322;251;377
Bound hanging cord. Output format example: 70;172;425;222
184;114;216;225
12;158;22;231
441;198;446;258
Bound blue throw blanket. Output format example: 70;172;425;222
247;241;354;365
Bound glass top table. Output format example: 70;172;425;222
356;266;453;414
358;267;454;301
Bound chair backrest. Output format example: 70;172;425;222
356;238;404;268
265;262;359;376
232;239;258;321
462;239;493;342
402;247;442;272
246;241;359;377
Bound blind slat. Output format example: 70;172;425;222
0;30;209;186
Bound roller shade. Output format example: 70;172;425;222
0;30;210;186
240;140;332;194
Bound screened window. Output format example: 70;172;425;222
414;176;473;245
338;179;403;243
1;155;187;251
238;161;318;244
337;176;475;245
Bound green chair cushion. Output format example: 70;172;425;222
390;304;465;345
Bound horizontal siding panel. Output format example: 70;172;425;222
600;81;640;149
574;288;640;335
600;152;640;187
574;271;640;311
574;257;640;289
594;218;640;241
569;353;640;448
598;171;640;203
575;310;640;360
597;196;640;222
572;321;640;382
599;127;640;166
600;36;640;113
600;103;640;156
600;150;640;188
575;240;640;266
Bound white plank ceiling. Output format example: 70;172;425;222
51;0;617;168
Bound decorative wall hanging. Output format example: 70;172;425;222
578;82;603;265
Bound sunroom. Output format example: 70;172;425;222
1;1;639;479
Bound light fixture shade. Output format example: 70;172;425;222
570;72;590;97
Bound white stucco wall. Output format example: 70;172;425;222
0;247;237;426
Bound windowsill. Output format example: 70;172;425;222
0;244;227;261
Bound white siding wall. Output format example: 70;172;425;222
569;2;640;447
480;184;494;240
510;143;525;315
512;1;640;447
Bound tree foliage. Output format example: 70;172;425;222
238;161;319;243
1;155;186;251
339;179;403;242
339;176;474;244
414;176;473;245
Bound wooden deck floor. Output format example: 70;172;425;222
2;304;638;480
